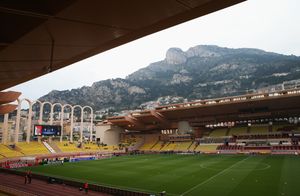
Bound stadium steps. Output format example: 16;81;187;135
48;142;62;153
0;153;6;159
0;173;109;196
225;128;230;136
187;141;194;150
9;145;24;153
151;141;164;151
150;140;160;150
173;141;192;151
128;136;144;151
42;141;56;153
159;142;167;151
161;142;177;151
7;145;26;155
191;142;198;151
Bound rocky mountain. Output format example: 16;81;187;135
39;45;300;112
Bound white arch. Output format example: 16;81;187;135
61;104;73;142
83;106;94;142
50;103;63;125
49;103;63;142
31;100;42;122
72;105;83;143
30;100;43;143
40;101;52;124
15;98;32;143
13;99;93;144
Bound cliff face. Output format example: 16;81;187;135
40;45;300;111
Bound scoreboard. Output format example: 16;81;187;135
34;125;61;136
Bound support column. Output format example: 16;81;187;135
14;101;21;143
38;105;43;124
26;104;33;143
90;113;93;142
60;110;64;142
50;105;54;125
70;110;74;143
2;113;9;144
80;112;83;143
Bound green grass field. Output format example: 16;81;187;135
23;154;300;196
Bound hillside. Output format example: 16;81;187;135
39;45;300;112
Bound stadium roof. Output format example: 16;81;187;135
0;91;21;114
107;89;300;131
0;0;245;91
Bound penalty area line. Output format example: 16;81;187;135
180;156;251;196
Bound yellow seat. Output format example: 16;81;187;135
55;142;83;152
250;126;269;134
173;141;193;151
17;142;49;155
195;144;218;152
0;144;23;158
209;128;228;137
229;127;247;136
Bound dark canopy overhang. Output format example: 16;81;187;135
0;0;245;90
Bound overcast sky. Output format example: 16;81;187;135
8;0;300;100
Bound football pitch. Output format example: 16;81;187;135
24;154;300;196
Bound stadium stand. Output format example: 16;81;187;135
151;141;164;151
173;141;193;151
250;125;269;134
217;145;243;151
160;142;176;151
209;128;228;137
139;134;159;151
82;142;101;151
54;142;83;152
122;135;144;150
99;145;118;151
17;142;50;155
272;145;300;151
0;144;23;158
195;144;218;152
228;126;247;136
272;124;293;132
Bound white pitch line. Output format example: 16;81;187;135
180;156;251;196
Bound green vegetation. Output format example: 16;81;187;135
23;154;300;196
40;45;300;112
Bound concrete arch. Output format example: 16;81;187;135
50;103;63;125
40;101;52;124
62;104;73;142
72;105;83;143
50;103;63;142
83;106;94;142
15;98;32;143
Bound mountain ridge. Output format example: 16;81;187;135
39;45;300;113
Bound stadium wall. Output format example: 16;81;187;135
95;125;123;145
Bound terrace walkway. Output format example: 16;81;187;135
0;172;110;196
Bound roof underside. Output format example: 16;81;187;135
0;0;245;90
107;90;300;131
